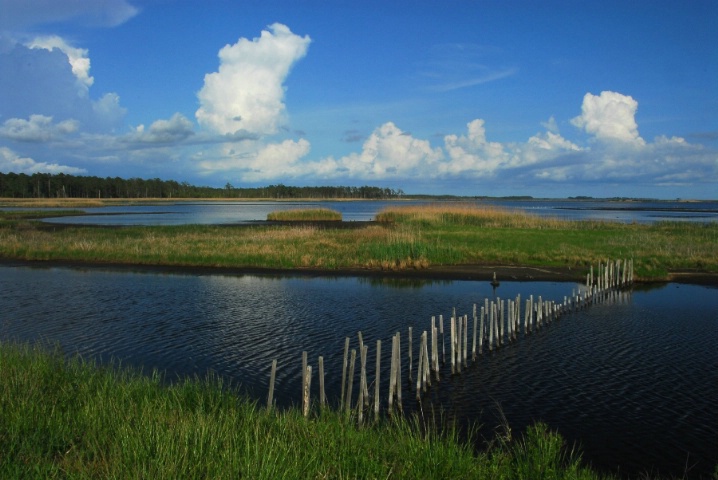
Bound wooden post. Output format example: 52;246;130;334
524;299;530;334
508;301;514;342
416;332;424;400
423;331;431;389
340;337;349;409
479;305;485;354
395;332;402;411
345;349;356;415
431;316;439;381
456;311;462;373
302;350;307;399
472;304;478;361
360;343;368;408
500;299;505;345
450;314;456;373
318;356;326;409
267;359;277;411
489;301;494;352
303;365;312;417
388;335;396;412
440;315;445;365
374;340;381;421
358;344;367;424
462;315;468;367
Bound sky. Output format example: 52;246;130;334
0;0;716;198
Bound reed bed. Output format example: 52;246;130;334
0;206;716;280
0;342;612;479
267;208;342;221
0;198;107;208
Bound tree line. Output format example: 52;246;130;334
0;172;405;200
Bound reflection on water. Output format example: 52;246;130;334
1;265;716;479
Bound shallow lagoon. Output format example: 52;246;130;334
1;265;716;478
35;198;718;225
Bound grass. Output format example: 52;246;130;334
267;208;342;221
0;203;716;280
0;341;613;479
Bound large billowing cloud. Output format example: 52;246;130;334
196;23;311;136
232;90;713;195
0;38;127;132
27;36;94;94
571;91;645;146
303;122;444;180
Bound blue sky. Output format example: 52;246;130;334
0;0;716;198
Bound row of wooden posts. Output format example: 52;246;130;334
267;258;634;421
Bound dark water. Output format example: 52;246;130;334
1;265;716;478
33;198;718;226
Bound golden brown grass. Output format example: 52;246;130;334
266;208;342;221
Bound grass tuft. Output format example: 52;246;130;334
267;208;342;221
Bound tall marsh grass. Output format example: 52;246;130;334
0;342;613;479
267;208;342;221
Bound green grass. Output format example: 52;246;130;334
0;204;716;280
267;208;342;221
0;342;613;479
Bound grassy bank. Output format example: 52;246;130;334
0;204;716;280
0;342;610;479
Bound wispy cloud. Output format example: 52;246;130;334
419;42;518;92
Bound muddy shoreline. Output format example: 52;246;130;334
2;258;716;285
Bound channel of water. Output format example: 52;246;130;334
1;265;716;479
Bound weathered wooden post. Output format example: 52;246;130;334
431;316;439;381
416;332;424;399
489;301;495;351
472;304;478;361
374;339;381;421
345;349;356;415
318;356;326;409
302;350;308;399
303;365;312;417
457;311;463;371
358;344;368;424
396;332;402;410
423;331;431;389
267;359;277;411
440;314;445;365
450;313;456;373
479;305;485;354
340;337;349;409
389;335;397;412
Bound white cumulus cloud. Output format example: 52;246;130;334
129;113;195;144
26;35;94;94
327;122;443;179
442;119;509;176
0;114;79;142
0;146;86;174
571;91;645;146
196;23;311;136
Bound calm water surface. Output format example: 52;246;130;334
1;265;716;479
35;198;718;225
